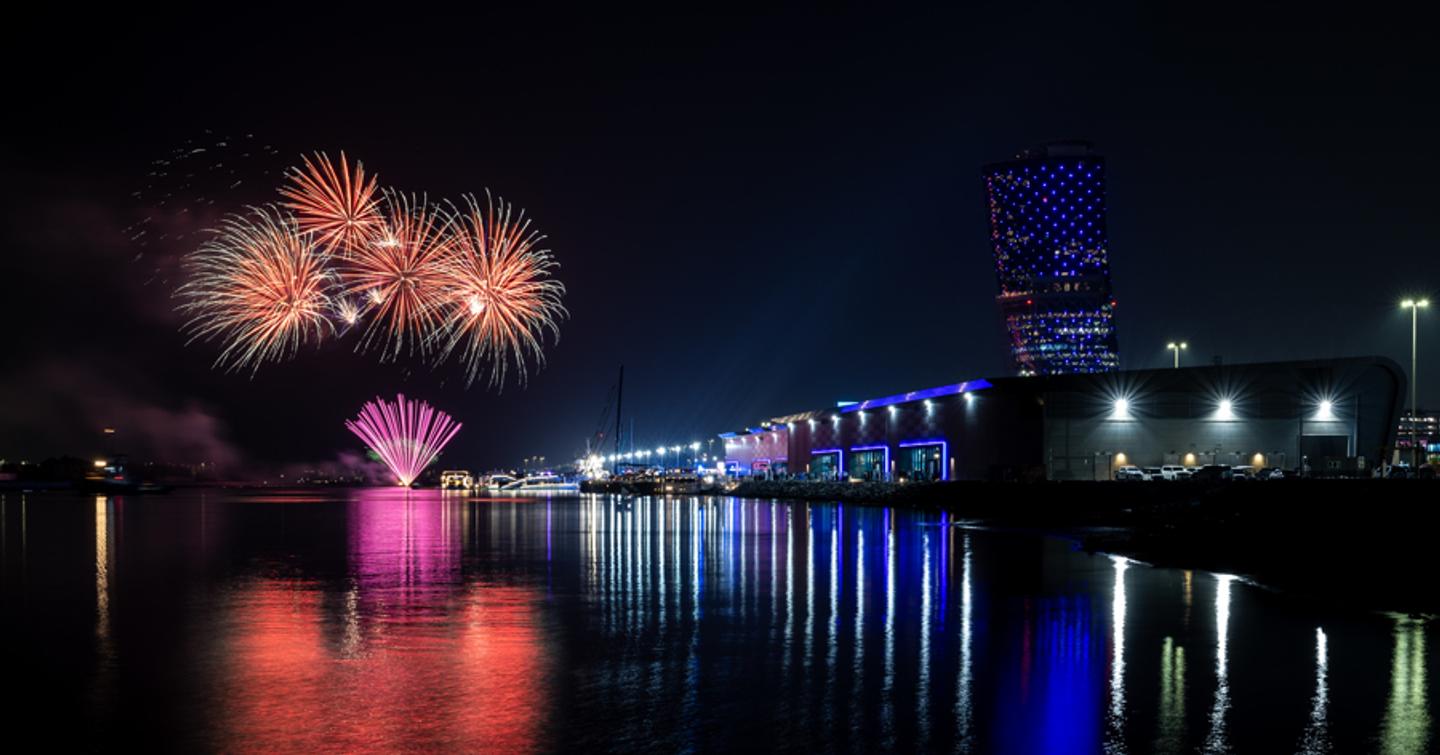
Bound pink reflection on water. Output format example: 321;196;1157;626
215;490;546;752
349;488;461;590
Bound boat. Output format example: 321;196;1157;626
498;473;580;493
484;474;517;491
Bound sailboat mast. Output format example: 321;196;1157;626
613;365;624;475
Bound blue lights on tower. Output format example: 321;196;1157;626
983;141;1120;376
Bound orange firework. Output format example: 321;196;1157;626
279;151;382;253
341;191;453;358
177;206;335;374
436;192;567;387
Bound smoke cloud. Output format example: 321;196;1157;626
0;358;243;472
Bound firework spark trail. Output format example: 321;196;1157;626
340;190;454;359
176;206;335;374
344;394;462;486
278;151;383;253
436;192;568;388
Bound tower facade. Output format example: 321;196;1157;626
983;141;1120;375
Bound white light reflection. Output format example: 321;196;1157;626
770;502;778;651
1204;574;1235;754
1297;627;1329;754
1380;614;1430;755
827;507;839;712
918;529;932;748
658;500;666;632
1106;555;1129;754
956;531;973;750
882;509;896;744
805;506;815;703
784;504;795;678
738;502;746;622
854;526;865;712
1157;636;1187;751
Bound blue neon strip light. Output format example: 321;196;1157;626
717;432;738;439
898;439;949;480
841;379;993;413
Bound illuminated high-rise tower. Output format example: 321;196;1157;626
983;140;1120;376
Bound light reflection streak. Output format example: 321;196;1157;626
94;496;111;643
1204;574;1234;754
683;501;703;731
805;505;815;719
1298;627;1329;754
770;502;778;653
883;509;896;744
956;531;973;750
1380;615;1430;755
1105;555;1128;755
854;525;865;716
93;494;117;712
739;501;746;622
785;504;795;679
918;529;932;748
827;509;839;716
1157;636;1186;751
1182;570;1193;629
663;500;671;630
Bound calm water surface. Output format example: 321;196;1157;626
0;489;1433;753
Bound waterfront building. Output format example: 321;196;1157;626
983;141;1120;376
721;357;1404;481
1395;410;1438;464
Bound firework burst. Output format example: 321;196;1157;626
175;151;567;387
436;192;567;388
345;393;462;486
279;151;382;253
176;206;335;374
339;190;454;358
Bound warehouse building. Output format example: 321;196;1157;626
721;357;1405;481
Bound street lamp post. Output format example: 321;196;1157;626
1166;341;1188;369
1401;299;1430;467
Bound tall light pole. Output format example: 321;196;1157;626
1401;299;1429;467
1166;341;1188;369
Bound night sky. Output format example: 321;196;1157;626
3;6;1436;474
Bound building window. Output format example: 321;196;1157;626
898;442;946;481
848;447;889;481
810;451;841;481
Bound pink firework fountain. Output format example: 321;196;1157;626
345;394;462;486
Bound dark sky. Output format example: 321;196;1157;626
2;6;1436;473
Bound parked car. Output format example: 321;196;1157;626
1114;465;1145;481
1383;465;1413;479
1255;467;1285;480
1160;465;1189;480
1190;465;1234;482
1143;467;1164;481
1230;465;1256;479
